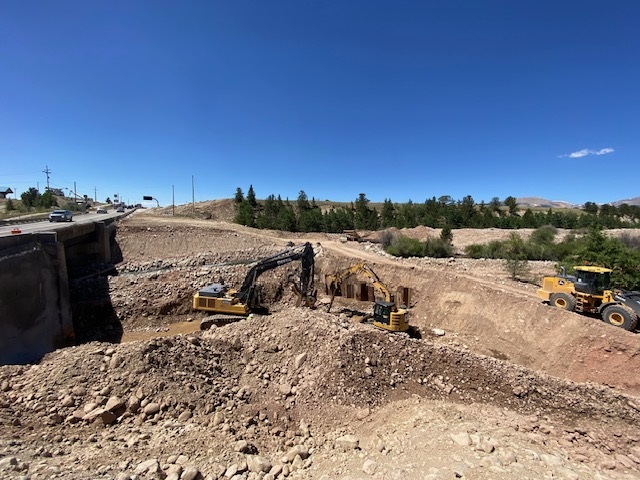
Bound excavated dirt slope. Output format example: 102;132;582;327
1;206;640;480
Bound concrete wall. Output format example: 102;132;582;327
0;233;74;363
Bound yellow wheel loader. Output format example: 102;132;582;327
537;265;640;331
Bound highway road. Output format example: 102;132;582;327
0;210;125;238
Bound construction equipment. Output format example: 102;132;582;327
193;242;316;315
537;265;640;331
341;230;362;242
325;262;409;332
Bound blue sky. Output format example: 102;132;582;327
1;1;638;208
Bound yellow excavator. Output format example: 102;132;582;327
325;262;409;332
193;242;316;315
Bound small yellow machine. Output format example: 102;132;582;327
325;262;409;332
536;265;639;331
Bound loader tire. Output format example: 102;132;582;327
601;305;638;331
549;293;576;311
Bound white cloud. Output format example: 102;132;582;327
561;147;615;158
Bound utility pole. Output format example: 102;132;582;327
74;181;77;200
94;187;97;202
43;165;51;191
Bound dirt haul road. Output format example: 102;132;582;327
1;205;639;480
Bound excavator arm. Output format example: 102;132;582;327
324;262;410;333
325;262;394;311
237;242;315;307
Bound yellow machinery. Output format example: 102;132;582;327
325;262;409;332
192;284;250;315
537;265;639;331
193;242;316;315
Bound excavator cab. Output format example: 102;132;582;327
373;301;409;332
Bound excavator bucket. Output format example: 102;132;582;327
292;284;316;308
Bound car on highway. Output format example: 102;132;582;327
48;210;73;222
96;207;108;214
116;206;125;213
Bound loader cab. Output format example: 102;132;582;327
573;267;611;295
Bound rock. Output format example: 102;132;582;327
135;459;162;476
213;411;225;426
279;383;292;396
356;408;371;420
180;466;201;480
105;396;125;412
294;352;307;369
109;354;124;369
235;440;250;453
128;395;141;413
246;455;271;473
478;439;495;454
224;464;238;478
540;453;564;466
100;409;118;425
335;434;359;451
178;410;192;422
286;445;309;462
432;328;446;336
450;432;472;447
144;403;161;416
83;407;106;422
363;458;377;475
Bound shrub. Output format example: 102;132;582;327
618;233;640;251
379;229;396;249
385;235;423;258
464;244;486;259
423;237;455;258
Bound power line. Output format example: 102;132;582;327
42;165;51;191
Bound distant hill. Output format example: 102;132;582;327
517;196;640;209
612;197;640;207
516;197;579;209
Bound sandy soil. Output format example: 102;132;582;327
1;203;639;480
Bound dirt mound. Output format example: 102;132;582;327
1;310;639;479
146;199;238;222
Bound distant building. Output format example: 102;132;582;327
0;187;13;199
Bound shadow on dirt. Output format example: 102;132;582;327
67;227;123;344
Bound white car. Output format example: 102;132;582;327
49;210;73;222
96;207;108;214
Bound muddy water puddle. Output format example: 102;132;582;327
121;321;201;343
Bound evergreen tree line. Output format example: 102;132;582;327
233;186;640;233
465;226;640;290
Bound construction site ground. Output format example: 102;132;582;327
1;201;640;480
